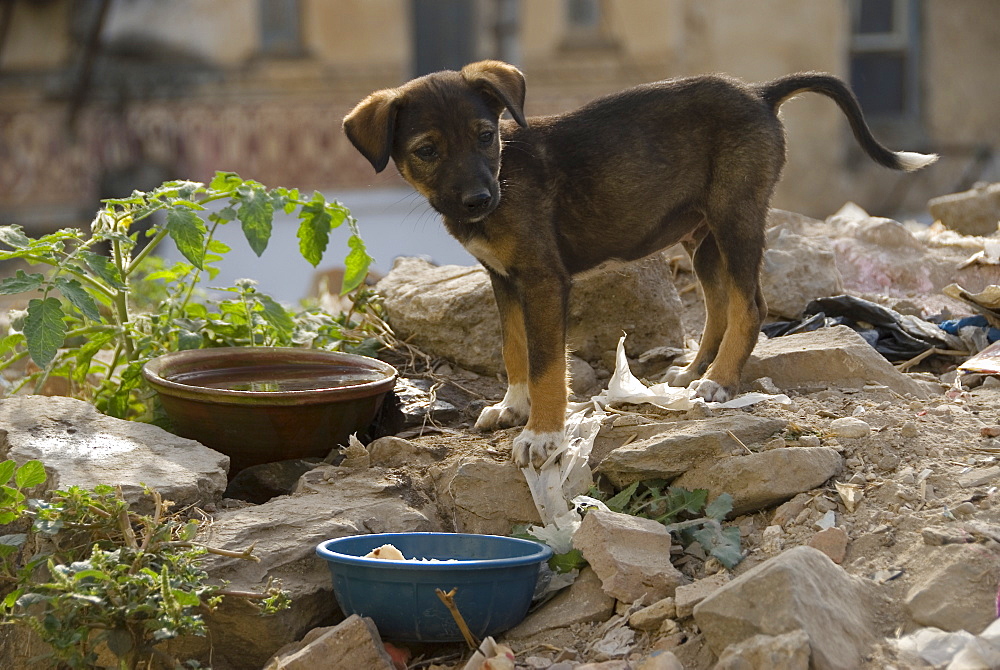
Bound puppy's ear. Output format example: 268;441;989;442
461;60;527;128
343;89;401;173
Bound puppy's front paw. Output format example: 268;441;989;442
664;364;699;388
475;383;530;431
475;402;528;430
512;429;565;468
689;378;735;403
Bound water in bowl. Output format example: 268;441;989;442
168;364;385;392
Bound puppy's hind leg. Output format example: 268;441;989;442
667;233;728;387
693;204;769;402
476;271;531;430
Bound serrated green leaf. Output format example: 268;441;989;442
209;171;243;193
0;225;31;249
177;331;203;350
604;481;640;513
548;548;587;574
691;523;743;569
257;294;295;337
80;251;127;289
341;234;372;293
0;460;15;487
0;333;24;357
296;194;333;267
166;208;207;270
14;460;45;489
236;187;274;256
206;238;231;254
54;277;101;322
704;493;734;521
24;297;67;368
0;270;44;295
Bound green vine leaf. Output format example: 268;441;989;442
14;460;46;489
341;234;372;295
54;277;101;322
166;208;207;270
0;224;31;249
237;187;274;257
23;297;67;368
0;270;44;295
296;192;335;266
80;251;125;290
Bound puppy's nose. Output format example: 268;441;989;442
462;189;492;211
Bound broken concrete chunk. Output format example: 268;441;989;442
572;509;687;603
503;567;615;640
435;455;543;534
744;325;929;398
595;415;786;487
713;629;811;670
806;527;849;564
762;222;843;319
0;395;228;512
928;182;1000;237
263;615;396;670
628;597;676;631
674;572;730;619
904;543;1000;634
673;447;843;516
828;417;871;439
694;546;881;670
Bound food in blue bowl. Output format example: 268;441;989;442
316;532;553;643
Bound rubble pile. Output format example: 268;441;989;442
2;185;1000;669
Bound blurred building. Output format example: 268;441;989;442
1;0;997;234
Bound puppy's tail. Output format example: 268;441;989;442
759;73;938;172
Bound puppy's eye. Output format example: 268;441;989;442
478;130;495;145
414;145;437;160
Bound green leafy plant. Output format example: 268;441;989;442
598;481;744;569
0;172;375;418
0;461;289;669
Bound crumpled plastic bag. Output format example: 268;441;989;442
762;294;963;361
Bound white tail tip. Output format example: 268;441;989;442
896;151;939;171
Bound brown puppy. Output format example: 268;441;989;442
344;61;936;467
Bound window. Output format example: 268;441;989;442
259;0;303;58
562;0;616;50
848;0;920;119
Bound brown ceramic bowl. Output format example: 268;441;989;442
142;347;397;474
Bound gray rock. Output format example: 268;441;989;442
674;572;730;619
829;417;871;439
366;435;447;469
167;469;439;669
394;377;459;427
565;252;686;368
713;629;811;670
0;395;228;512
628;596;676;632
572;509;687;604
743;326;928;398
905;543;1000;634
762;223;843;319
375;255;684;376
224;458;320;504
929;182;1000;237
435;454;543;534
503;567;615;640
694;546;882;670
673;447;843;516
596;415;787;488
263;615;396;670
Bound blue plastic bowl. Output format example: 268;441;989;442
316;532;553;642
